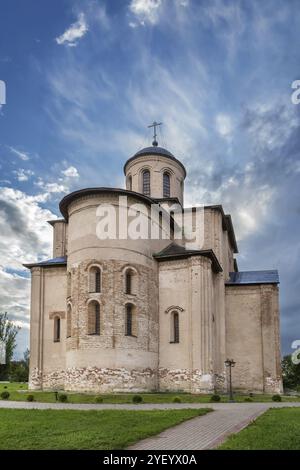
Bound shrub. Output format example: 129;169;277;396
132;395;143;403
244;397;253;402
1;391;10;400
58;393;68;403
249;392;254;398
272;394;282;402
210;394;221;402
95;396;103;403
27;394;35;402
4;386;7;389
173;396;182;403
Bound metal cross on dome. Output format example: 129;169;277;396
148;121;162;146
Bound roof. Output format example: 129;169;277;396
59;187;157;220
226;270;279;285
153;242;222;273
47;219;66;226
23;256;67;269
124;145;187;178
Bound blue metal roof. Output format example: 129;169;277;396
23;256;67;268
226;270;279;285
133;146;175;158
37;256;67;266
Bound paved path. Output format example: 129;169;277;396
130;402;300;450
1;400;300;449
130;403;268;450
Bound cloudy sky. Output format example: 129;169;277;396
0;0;300;358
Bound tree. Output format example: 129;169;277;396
9;349;30;382
281;354;300;391
0;312;20;380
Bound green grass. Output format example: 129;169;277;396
219;408;300;450
1;382;300;404
0;408;210;450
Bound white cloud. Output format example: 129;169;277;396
215;113;233;138
0;268;30;323
14;168;34;182
8;146;30;161
35;165;80;195
129;0;163;26
35;179;68;194
62;165;79;178
244;103;298;152
56;12;88;47
0;187;54;269
0;187;57;356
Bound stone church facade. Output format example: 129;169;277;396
25;141;282;394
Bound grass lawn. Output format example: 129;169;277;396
219;408;300;450
0;408;210;450
1;382;300;404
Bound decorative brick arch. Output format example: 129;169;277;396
122;265;139;295
165;305;184;314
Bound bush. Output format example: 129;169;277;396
27;394;35;402
272;394;282;402
1;391;10;400
95;396;103;403
132;395;143;403
249;392;254;398
210;394;221;402
173;396;182;403
244;397;253;402
3;386;7;389
58;393;68;403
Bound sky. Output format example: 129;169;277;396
0;0;300;359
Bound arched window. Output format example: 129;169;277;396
171;311;179;343
88;301;101;335
163;172;170;198
125;270;132;294
127;175;132;191
142;170;150;196
89;266;101;293
66;304;72;338
54;316;61;342
123;267;138;295
125;304;133;336
125;303;137;337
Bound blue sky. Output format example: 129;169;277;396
0;0;300;358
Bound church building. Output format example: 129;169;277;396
25;128;282;394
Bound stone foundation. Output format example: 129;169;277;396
30;366;282;394
65;366;157;392
264;375;283;394
158;368;216;393
29;367;65;390
30;367;158;393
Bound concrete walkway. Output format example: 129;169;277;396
1;400;300;449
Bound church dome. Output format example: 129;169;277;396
123;144;186;177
